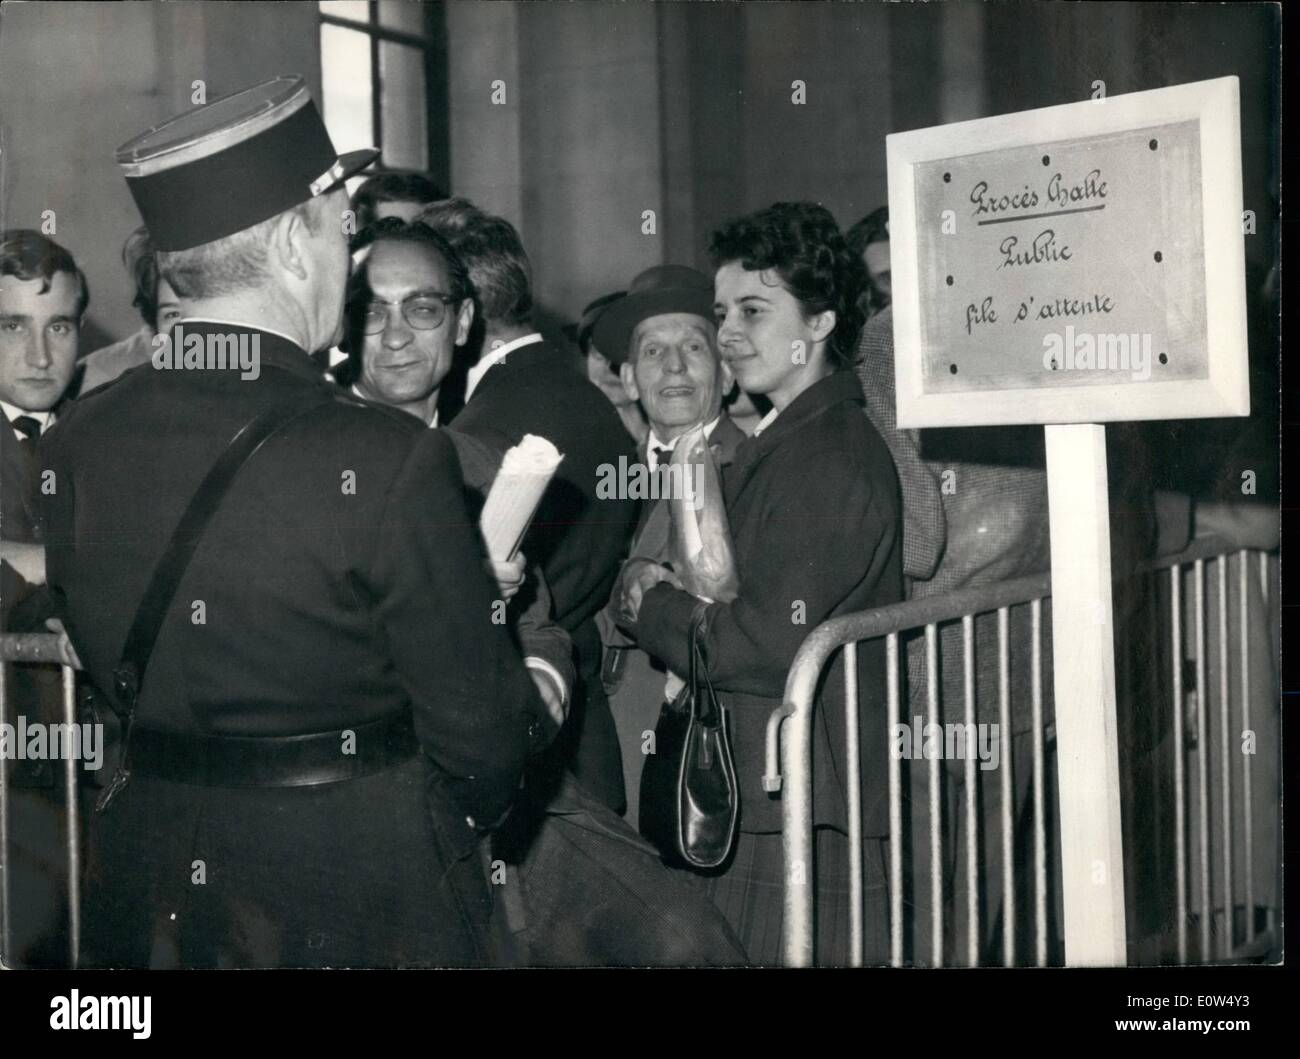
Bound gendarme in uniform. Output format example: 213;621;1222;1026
40;76;545;967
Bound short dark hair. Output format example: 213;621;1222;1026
348;217;474;307
419;201;533;328
845;205;890;260
122;225;161;328
351;170;446;231
416;196;486;238
0;228;89;317
341;218;474;382
708;201;866;370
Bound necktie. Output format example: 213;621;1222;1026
11;415;41;455
649;443;672;468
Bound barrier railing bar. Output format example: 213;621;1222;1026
1031;598;1047;968
1216;556;1232;958
844;641;863;967
1171;564;1187;964
1194;559;1210;959
998;606;1014;967
962;614;978;967
926;622;942;968
886;632;903;968
1239;551;1253;945
61;665;80;968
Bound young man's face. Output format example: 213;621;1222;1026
0;271;81;411
354;239;471;412
620;312;729;440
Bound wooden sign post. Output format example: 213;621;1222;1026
888;77;1249;965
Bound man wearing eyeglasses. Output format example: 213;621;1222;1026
343;217;572;729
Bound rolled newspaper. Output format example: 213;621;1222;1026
668;423;739;603
480;434;565;561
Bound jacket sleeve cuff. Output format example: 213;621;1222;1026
524;657;569;711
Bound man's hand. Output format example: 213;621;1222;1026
0;540;46;586
617;559;682;625
489;553;527;601
44;617;82;669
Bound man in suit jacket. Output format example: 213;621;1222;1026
421;199;638;812
0;229;87;966
589;265;747;828
340;216;573;726
1;230;86;627
41;78;544;967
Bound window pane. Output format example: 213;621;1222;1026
320;24;374;152
319;1;370;25
378;0;427;37
380;41;427;170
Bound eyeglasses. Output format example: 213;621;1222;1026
358;293;458;334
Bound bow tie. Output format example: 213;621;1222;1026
649;443;673;465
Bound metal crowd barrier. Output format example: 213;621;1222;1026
766;536;1280;968
0;631;82;968
0;537;1279;970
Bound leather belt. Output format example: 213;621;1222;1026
126;712;418;789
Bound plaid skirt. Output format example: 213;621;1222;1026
706;827;889;966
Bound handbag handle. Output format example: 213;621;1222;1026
686;603;723;728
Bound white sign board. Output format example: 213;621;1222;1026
888;77;1248;428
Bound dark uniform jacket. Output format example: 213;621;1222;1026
631;371;903;836
40;323;542;967
451;336;638;810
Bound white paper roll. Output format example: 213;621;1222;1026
479;434;564;561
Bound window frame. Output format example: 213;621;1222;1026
318;1;448;188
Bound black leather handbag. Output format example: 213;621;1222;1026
638;607;739;870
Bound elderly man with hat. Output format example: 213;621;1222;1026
39;76;546;967
592;265;746;829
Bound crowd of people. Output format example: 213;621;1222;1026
0;74;1277;969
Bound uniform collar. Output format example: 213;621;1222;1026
174;318;322;384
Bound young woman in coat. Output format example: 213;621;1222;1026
621;202;904;965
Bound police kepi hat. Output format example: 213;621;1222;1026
591;265;715;367
115;75;378;252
